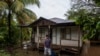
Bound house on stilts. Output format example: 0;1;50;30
28;17;83;55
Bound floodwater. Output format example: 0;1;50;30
86;46;100;56
15;49;71;56
15;49;40;56
13;46;100;56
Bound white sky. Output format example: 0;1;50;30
26;0;71;19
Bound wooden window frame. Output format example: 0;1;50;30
60;27;71;40
60;26;79;41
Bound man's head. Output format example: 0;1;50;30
46;35;48;37
46;35;49;39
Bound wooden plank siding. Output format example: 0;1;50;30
33;26;82;47
28;17;82;55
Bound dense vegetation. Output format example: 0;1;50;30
0;0;40;52
66;0;100;40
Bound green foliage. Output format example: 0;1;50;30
0;1;8;11
0;50;10;56
66;0;100;40
16;8;37;24
0;17;8;26
93;0;100;6
22;28;32;41
96;21;100;30
0;0;39;25
0;0;40;48
8;26;21;45
67;9;100;40
0;26;21;48
11;0;24;13
0;27;8;48
19;0;40;7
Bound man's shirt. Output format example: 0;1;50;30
44;38;51;48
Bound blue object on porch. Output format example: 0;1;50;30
51;50;56;56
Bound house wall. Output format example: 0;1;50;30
52;26;82;47
34;26;82;47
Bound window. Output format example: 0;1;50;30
60;28;66;39
39;28;45;38
71;26;78;40
66;28;71;40
60;26;79;40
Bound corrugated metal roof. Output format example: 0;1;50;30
27;17;75;27
49;17;74;23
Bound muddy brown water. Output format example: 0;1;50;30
10;46;100;56
86;46;100;56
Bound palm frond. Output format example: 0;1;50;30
19;0;40;7
16;16;25;25
0;1;8;11
16;8;37;24
23;8;37;20
16;13;30;25
10;0;24;12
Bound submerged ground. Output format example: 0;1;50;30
13;45;100;56
86;46;100;56
0;45;100;56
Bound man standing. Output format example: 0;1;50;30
44;35;51;56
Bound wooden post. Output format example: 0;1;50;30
20;26;23;48
48;25;50;29
78;26;81;55
31;28;35;48
36;26;40;56
70;26;71;40
56;28;57;45
59;28;61;56
31;28;33;44
37;26;39;49
48;25;50;37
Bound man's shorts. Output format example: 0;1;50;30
44;47;51;55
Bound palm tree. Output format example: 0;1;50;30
0;0;40;54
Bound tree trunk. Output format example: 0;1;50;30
8;10;11;43
7;10;13;56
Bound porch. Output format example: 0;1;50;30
29;17;82;55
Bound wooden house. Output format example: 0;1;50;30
29;17;83;55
